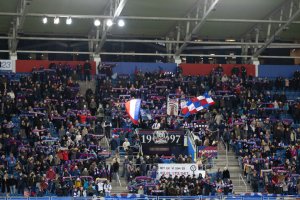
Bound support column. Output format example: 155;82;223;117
252;57;260;77
174;56;182;65
254;28;260;53
9;52;17;73
92;54;101;74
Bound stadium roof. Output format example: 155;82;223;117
0;0;300;58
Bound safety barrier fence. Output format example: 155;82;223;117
1;195;300;200
238;174;248;193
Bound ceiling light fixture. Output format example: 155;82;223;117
66;17;72;25
106;19;113;27
226;39;236;42
54;17;60;24
94;19;101;27
117;19;125;27
42;17;48;24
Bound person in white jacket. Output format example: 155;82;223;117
103;181;112;197
97;180;104;194
151;119;161;130
122;138;130;151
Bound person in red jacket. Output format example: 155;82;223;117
62;150;69;161
46;167;56;194
46;167;56;181
78;113;87;124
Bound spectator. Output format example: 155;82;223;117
151;119;161;130
110;157;120;182
121;156;129;178
103;181;112;197
83;60;92;82
222;167;230;180
137;186;144;195
1;63;300;197
8;174;16;195
122;138;130;151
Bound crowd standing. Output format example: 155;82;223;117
0;63;113;197
0;62;300;197
96;64;300;195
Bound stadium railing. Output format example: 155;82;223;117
238;173;248;193
2;195;300;200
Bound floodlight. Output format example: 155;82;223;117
117;19;125;27
106;19;113;27
94;19;101;27
42;17;48;24
43;17;48;24
66;17;72;25
54;17;60;24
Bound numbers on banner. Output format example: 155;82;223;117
0;61;12;70
170;135;176;143
141;134;181;144
146;135;152;143
141;135;152;143
175;135;181;143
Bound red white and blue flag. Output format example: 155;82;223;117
181;94;214;117
125;99;141;125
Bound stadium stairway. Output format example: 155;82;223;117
78;79;128;194
212;142;252;194
78;79;96;96
110;157;129;194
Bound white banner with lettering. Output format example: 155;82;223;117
157;163;205;179
167;98;179;116
0;60;13;71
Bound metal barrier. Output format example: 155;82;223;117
238;173;248;193
220;137;228;168
116;146;140;157
104;136;110;149
1;195;300;200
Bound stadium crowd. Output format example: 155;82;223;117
0;64;112;197
0;62;299;197
96;64;300;195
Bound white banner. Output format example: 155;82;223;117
167;98;179;116
0;60;13;71
157;163;205;179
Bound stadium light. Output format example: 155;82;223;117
226;39;236;42
66;17;72;25
94;19;101;27
106;19;113;27
54;17;60;24
117;19;125;27
42;17;48;24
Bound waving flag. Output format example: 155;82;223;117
181;94;214;117
125;99;141;125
